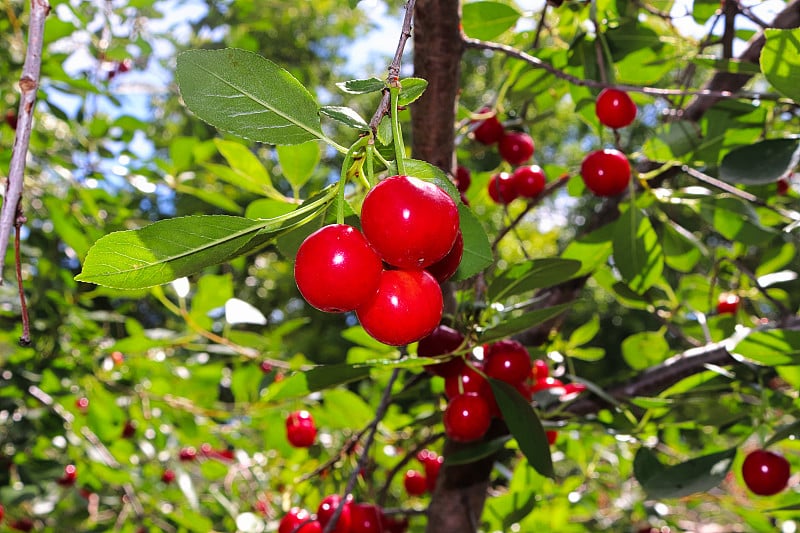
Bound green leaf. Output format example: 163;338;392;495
488;258;582;301
336;77;385;94
489;379;554;478
320;106;370;131
732;329;800;365
265;364;372;400
461;1;522;40
455;204;493;281
719;138;800;185
377;115;393;146
212;138;282;198
764;420;800;448
692;55;763;76
244;199;298;220
176;48;324;145
567;315;600;347
613;207;664;294
661;220;704;273
621;331;671;370
634;447;736;499
479;304;571;343
398;78;428;106
560;222;614;277
276;141;321;190
761;28;800;101
445;436;513;466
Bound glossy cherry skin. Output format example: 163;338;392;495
742;449;791;496
484;339;532;384
178;447;197;461
580;149;631;197
488;172;519;204
294;224;383;313
444;392;492;442
418;324;466;377
472;107;505;145
349;503;385;533
57;464;77;486
532;359;549;380
161;469;176;484
530;376;564;394
426;230;464;283
546;430;558;445
455;165;471;192
595;88;637;129
286;410;317;448
421;453;443;491
403;469;428;496
512;165;546;198
361;175;459;269
357;270;443;346
717;293;740;315
317;494;353;533
444;364;487;398
777;178;790;195
498;132;535;165
279;508;316;533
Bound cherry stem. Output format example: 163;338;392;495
390;87;406;176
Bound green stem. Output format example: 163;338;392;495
366;142;376;187
390;87;406;176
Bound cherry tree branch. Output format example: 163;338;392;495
0;0;50;282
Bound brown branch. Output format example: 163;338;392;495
14;207;31;346
1;0;50;283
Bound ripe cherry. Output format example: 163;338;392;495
717;293;740;315
361;175;459;269
512;165;546;198
403;469;428;496
76;397;89;412
444;364;487;398
419;452;443;491
580;149;631;197
595;88;637;129
5;110;17;130
418;324;466;377
356;269;443;346
498;132;535;165
279;508;316;533
472;107;505;145
8;518;34;532
455;165;471;192
57;464;77;486
286;410;317;448
532;359;549;380
161;469;176;484
547;430;558;445
122;419;136;439
178;447;197;461
294;224;383;313
317;494;353;533
530;376;564;394
383;515;410;533
444;392;492;442
0;503;4;522
742;449;791;496
488;172;519;204
777;178;790;195
350;503;385;533
426;230;463;283
484;339;532;384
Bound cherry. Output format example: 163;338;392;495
425;230;463;283
0;503;4;522
547;430;558;445
111;351;124;365
356;269;443;346
260;361;273;373
350;503;385;533
422;454;443;491
5;110;18;130
444;364;487;398
498;132;535;165
161;469;176;484
286;410;317;448
560;382;587;401
484;339;532;385
487;172;519;204
317;494;353;533
742;449;791;496
122;419;136;439
361;175;459;269
532;359;549;380
530;376;564;394
403;469;428;496
595;88;637;129
57;464;77;486
178;447;197;461
717;293;740;315
8;518;34;532
382;515;410;533
279;508;315;533
76;397;89;412
777;178;790;195
580;149;631;197
512;165;546;198
444;392;492;442
455;165;471;192
294;224;383;313
418;324;466;377
472;107;505;145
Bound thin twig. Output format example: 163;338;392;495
15;207;31;345
0;0;50;282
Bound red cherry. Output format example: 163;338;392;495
418;324;466;377
122;419;136;439
546;430;558;445
8;518;34;532
286;410;317;448
279;508;313;533
580;149;631;197
162;469;176;484
455;165;471;192
742;449;791;496
350;503;385;533
444;392;492;442
382;515;410;533
560;382;587;400
777;178;790;195
5;110;17;130
472;107;505;145
178;447;197;461
425;230;463;283
356;270;443;346
361;175;459;269
498;132;535;165
76;397;89;412
0;503;4;522
444;364;487;398
111;351;124;365
403;469;428;496
484;339;533;385
487;172;519;204
512;165;546;198
530;376;564;394
317;494;352;533
260;361;273;373
717;293;740;315
595;88;637;129
532;359;549;380
294;224;383;313
423;454;443;491
57;464;77;486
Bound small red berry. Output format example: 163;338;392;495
260;361;273;373
403;469;428;496
5;110;18;130
777;178;790;195
286;410;317;448
122;419;136;439
57;464;77;486
742;449;791;496
425;230;464;283
472;107;505;145
560;382;587;400
546;430;558;445
76;397;89;412
595;88;637;129
0;503;4;522
487;172;519;204
161;469;176;484
444;364;487;398
279;508;313;533
418;324;466;377
512;165;546;198
383;515;410;533
443;392;492;442
178;447;197;462
532;359;549;380
294;224;383;313
530;376;564;394
484;339;532;385
423;454;444;491
498;132;535;165
317;494;352;533
455;165;471;193
580;149;631;197
717;293;740;315
8;518;34;532
350;503;385;533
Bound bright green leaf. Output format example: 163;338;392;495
462;1;522;40
761;28;800;101
276;141;321;190
732;329;800;365
398;77;428;106
613;207;664;294
719;138;800;185
445;436;512;466
621;331;671;370
336;77;385;94
479;304;571;343
320;106;370;130
455;204;493;281
488;258;581;301
634;447;736;499
265;364;372;400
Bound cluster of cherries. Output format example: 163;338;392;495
278;494;408;533
402;449;443;496
418;325;585;443
294;175;462;346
